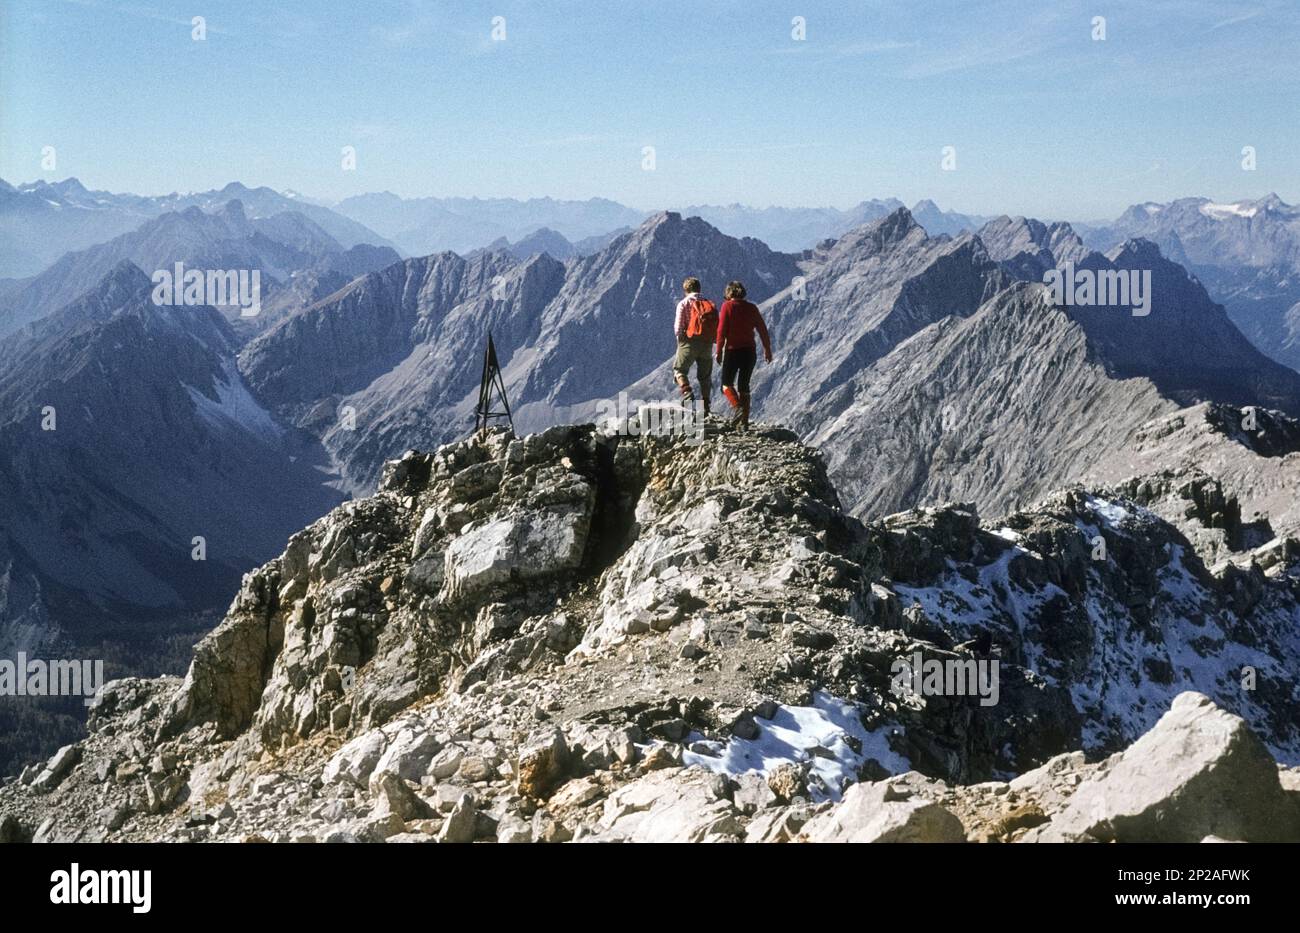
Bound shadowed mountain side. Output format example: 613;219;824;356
0;262;344;652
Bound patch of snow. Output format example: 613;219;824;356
894;543;1061;671
1085;495;1132;528
1200;202;1258;220
681;690;910;802
186;359;282;440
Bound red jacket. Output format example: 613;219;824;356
716;299;772;356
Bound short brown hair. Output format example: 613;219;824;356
724;280;747;300
682;277;701;294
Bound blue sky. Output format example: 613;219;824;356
2;0;1296;219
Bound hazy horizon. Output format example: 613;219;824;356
7;173;1297;228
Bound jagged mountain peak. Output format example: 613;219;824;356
49;177;89;196
1253;191;1295;215
1105;236;1166;266
102;257;154;291
811;207;926;264
864;205;920;244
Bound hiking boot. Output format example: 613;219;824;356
739;391;752;431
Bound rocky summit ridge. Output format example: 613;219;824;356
2;421;1298;843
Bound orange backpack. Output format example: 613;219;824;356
684;297;718;340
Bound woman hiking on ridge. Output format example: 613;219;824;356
716;280;772;431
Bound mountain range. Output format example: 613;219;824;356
1081;193;1300;372
0;200;400;340
3;184;1300;782
0;179;398;281
330;190;990;256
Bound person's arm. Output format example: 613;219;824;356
673;299;687;341
755;306;772;361
715;300;729;361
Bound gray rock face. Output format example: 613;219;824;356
752;208;1300;522
977;215;1089;278
31;744;81;793
806;282;1176;519
1085;402;1300;543
591;768;743;843
751;209;1008;432
322;732;389;787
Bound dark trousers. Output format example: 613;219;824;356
720;347;757;393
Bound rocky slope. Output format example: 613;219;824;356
8;203;1300;785
1086;402;1300;543
3;421;1296;843
769;208;1300;521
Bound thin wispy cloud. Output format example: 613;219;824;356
765;38;917;58
1210;9;1264;30
52;0;232;34
902;7;1071;79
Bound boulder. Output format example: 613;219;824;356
442;502;592;599
438;793;478;843
31;744;82;793
1031;692;1300;842
800;778;965;843
371;771;435;822
594;768;743;843
516;728;570;799
322;731;388;787
373;728;442;783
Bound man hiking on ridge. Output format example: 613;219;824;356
716;280;772;431
672;276;717;415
